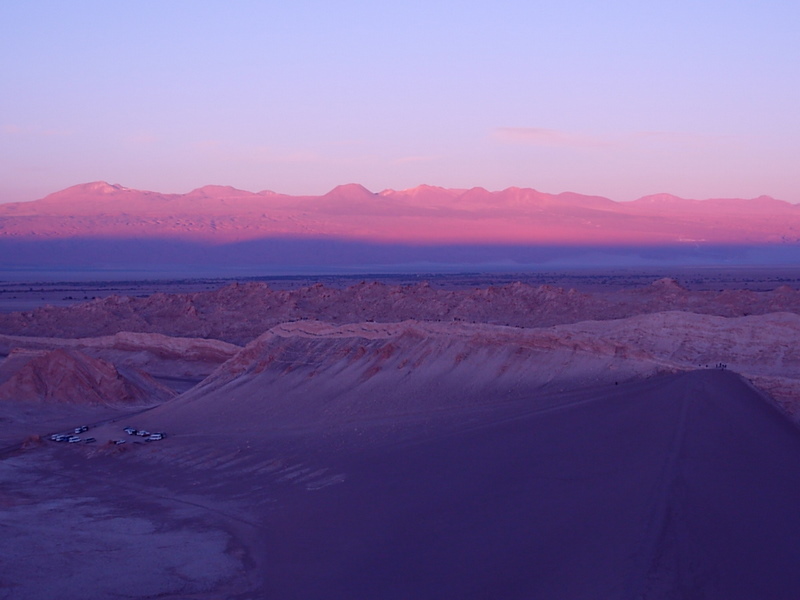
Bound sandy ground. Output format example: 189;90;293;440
0;401;135;449
0;451;250;599
3;369;800;598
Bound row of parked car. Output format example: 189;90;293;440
50;434;96;443
117;426;166;443
50;425;95;444
49;424;167;445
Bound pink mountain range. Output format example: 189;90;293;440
1;181;798;245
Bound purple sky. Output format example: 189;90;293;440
2;1;799;204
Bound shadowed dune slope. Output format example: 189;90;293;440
118;368;800;599
137;319;660;434
133;314;800;434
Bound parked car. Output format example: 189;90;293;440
123;426;137;435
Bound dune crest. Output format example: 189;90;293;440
142;311;800;434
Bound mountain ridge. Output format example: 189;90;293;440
2;182;799;270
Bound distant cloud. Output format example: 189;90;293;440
493;127;608;148
125;132;160;145
392;155;442;165
2;124;73;137
493;127;734;152
193;139;223;151
247;145;320;164
628;130;732;147
2;124;24;135
192;140;321;164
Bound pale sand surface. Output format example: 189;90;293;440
3;369;800;598
0;453;249;599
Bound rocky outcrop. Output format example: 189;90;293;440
0;331;241;381
2;280;800;345
0;348;174;405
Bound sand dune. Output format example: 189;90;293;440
99;311;797;446
68;369;800;599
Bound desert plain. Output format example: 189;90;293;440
1;268;800;599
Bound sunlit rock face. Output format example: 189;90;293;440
0;331;240;380
0;347;174;405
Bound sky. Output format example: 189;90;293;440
2;1;799;204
